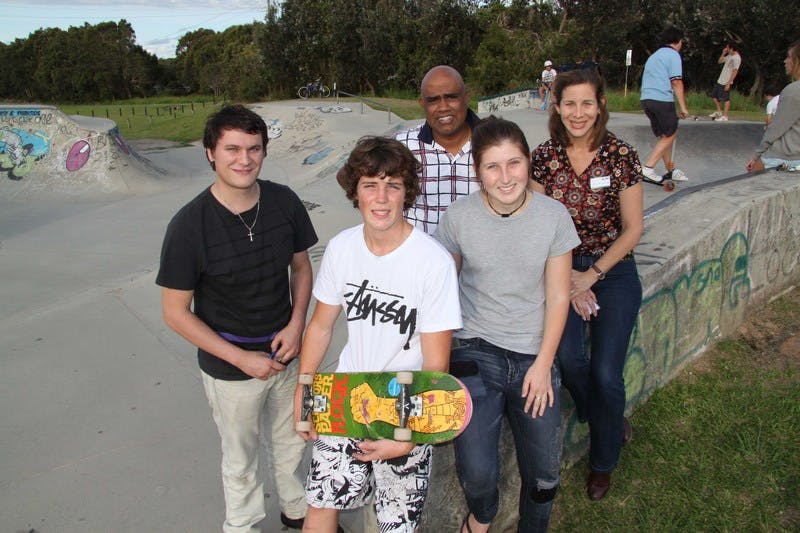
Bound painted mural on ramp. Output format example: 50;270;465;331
0;105;166;199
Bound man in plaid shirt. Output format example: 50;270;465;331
396;65;481;234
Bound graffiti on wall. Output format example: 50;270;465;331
563;232;755;452
0;108;96;180
0;109;55;180
0;107;161;188
477;89;536;114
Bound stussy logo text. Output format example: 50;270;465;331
344;279;417;349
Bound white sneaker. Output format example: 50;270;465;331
642;166;662;182
709;111;722;119
716;115;729;122
670;168;688;181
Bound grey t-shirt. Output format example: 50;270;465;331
434;191;580;354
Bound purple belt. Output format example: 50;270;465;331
217;331;277;344
217;330;282;359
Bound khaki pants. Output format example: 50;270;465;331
202;366;307;532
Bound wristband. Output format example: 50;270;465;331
590;264;606;280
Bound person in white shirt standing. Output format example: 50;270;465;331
709;42;742;122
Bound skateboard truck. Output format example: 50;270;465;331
661;162;677;191
296;373;316;432
393;371;414;441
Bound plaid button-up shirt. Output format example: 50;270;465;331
396;110;482;234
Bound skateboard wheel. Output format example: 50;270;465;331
394;427;412;441
396;371;413;385
664;181;676;191
295;420;312;432
298;373;314;385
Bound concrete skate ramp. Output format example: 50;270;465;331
609;116;764;182
0;105;167;200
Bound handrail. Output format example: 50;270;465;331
335;89;393;123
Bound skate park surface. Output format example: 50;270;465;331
1;100;797;532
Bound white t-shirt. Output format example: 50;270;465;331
541;68;557;85
313;225;462;372
717;52;741;85
766;95;780;116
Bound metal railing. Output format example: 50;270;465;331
335;88;393;123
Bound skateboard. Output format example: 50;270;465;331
643;167;676;191
687;114;716;122
296;370;472;444
641;158;688;192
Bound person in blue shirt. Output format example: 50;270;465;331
639;26;690;182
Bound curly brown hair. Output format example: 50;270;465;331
336;136;422;209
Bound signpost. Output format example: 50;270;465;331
624;49;632;98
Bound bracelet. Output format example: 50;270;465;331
590;264;606;280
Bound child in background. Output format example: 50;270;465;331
765;85;781;128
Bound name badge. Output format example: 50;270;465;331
590;175;611;189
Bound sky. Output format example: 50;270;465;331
0;0;270;59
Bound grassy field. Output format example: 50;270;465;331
60;97;225;144
551;289;800;531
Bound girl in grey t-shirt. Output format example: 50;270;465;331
435;116;579;532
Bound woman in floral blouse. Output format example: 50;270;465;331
530;68;644;501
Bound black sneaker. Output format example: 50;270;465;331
280;512;344;532
280;513;304;529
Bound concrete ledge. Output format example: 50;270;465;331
420;169;800;531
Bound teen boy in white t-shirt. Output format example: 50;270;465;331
294;136;462;533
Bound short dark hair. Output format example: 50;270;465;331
549;69;610;150
726;41;738;51
660;26;684;47
336;136;421;210
764;84;780;97
203;104;269;153
471;116;530;169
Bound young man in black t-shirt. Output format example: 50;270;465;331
157;105;318;532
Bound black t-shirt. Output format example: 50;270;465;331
156;179;318;380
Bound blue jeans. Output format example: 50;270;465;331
557;256;642;473
451;338;562;533
762;156;800;170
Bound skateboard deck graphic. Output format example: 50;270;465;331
297;371;472;444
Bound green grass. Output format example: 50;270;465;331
334;96;424;121
606;89;765;121
59;98;225;144
551;291;800;532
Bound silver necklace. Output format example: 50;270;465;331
216;184;261;242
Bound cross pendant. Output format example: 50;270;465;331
247;230;254;242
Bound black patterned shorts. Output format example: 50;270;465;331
306;436;432;533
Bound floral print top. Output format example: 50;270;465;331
531;133;642;257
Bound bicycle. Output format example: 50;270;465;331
540;85;551;111
533;79;551;111
297;78;331;99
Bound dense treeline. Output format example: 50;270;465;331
0;21;159;102
0;0;796;104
